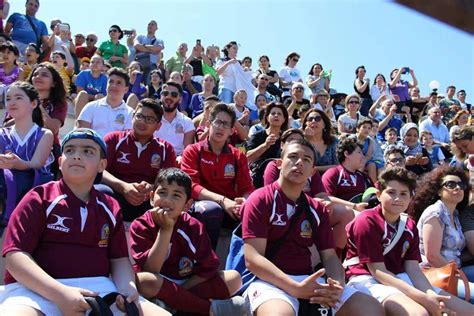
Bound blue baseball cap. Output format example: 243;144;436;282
61;128;107;156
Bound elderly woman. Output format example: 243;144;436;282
97;24;128;69
449;110;470;139
399;123;432;176
414;166;474;301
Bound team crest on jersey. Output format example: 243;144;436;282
117;151;131;164
401;240;410;258
47;214;72;233
178;257;193;276
115;114;125;125
300;219;312;238
223;163;235;178
98;224;110;247
175;123;184;134
150;154;162;168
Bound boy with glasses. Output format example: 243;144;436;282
101;98;176;225
181;103;254;249
154;81;195;156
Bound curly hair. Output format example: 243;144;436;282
413;165;471;222
336;135;361;164
301;109;335;145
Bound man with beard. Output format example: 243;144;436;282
154;81;195;157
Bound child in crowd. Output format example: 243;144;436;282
381;127;398;152
0;82;54;225
0;128;168;315
345;167;474;315
228;89;251;126
50;49;74;95
356;118;382;183
130;168;246;315
0;41;24;87
420;130;445;167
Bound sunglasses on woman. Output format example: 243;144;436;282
442;180;467;190
306;116;322;122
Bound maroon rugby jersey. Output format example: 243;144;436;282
242;181;334;275
321;165;373;201
345;205;421;280
130;211;219;280
2;179;128;284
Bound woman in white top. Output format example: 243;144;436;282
278;52;302;98
338;94;365;134
370;73;390;101
216;41;243;103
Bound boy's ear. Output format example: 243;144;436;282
98;158;107;173
154;122;162;132
376;189;382;201
184;198;194;212
149;190;155;204
276;158;283;170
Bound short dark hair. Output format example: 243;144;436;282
162;81;183;96
308;63;323;75
458;89;466;95
453;126;474;142
242;56;252;63
153;168;192;200
337;136;361;163
385;127;397;136
383;145;405;162
281;139;317;166
7;81;43;127
222;41;237;58
446;85;456;92
0;41;20;57
264;102;289;131
204;95;220;103
135;98;163;122
357;118;373;129
210;103;236;127
107;67;130;86
355;65;366;77
378;167;416;196
258;55;271;67
281;128;304;144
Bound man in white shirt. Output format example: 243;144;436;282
154;81;195;156
77;67;133;137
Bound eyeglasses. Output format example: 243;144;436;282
211;119;232;129
348;100;360;104
388;157;404;164
293;87;304;91
75;35;84;38
259;77;269;81
134;113;158;124
292;58;299;62
306;115;322;122
86;38;96;42
162;90;179;98
109;29;119;33
442;181;467;191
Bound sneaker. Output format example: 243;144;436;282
210;296;248;316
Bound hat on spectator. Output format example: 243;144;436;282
109;25;124;40
80;57;91;64
61;128;107;157
400;122;419;140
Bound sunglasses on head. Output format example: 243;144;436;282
442;180;467;190
162;90;179;98
306;115;322;123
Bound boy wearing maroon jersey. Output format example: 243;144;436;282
0;128;168;315
242;139;383;315
345;167;474;315
102;98;177;223
130;168;247;315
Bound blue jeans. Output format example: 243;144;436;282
218;88;234;104
457;265;474;303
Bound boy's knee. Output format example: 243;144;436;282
136;272;163;298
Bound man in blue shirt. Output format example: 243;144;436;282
4;0;48;62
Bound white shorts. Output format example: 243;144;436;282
0;276;146;316
244;275;357;315
347;272;441;303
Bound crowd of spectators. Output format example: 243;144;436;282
0;0;474;315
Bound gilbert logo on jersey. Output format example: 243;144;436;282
117;151;131;164
47;214;72;233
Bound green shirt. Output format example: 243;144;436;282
98;40;128;68
165;52;185;73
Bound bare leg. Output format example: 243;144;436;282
382;293;428;316
218;270;242;296
0;305;44;316
329;204;355;249
336;291;385;316
74;91;91;119
255;299;295;316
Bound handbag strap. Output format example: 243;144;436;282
24;15;41;47
457;268;471;302
344;213;408;268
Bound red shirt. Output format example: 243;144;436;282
104;130;177;185
130;211;219;280
321;165;373;201
180;139;254;200
2;180;128;284
242;181;334;275
263;160;325;197
345;205;421;279
76;46;97;59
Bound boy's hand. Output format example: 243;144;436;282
150;207;176;231
115;284;140;312
289;268;341;305
122;183;147;206
54;286;97;316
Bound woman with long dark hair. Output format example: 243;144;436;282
353;65;372;116
414;166;474;301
